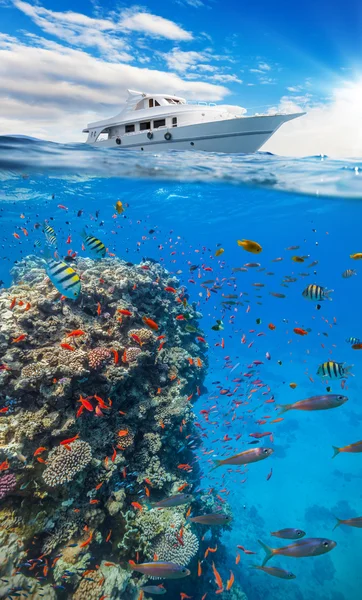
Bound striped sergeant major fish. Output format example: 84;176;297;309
342;269;357;278
44;249;81;299
81;229;106;259
346;337;360;345
302;284;333;301
317;361;352;379
42;222;57;247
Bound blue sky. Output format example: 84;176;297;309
0;0;361;154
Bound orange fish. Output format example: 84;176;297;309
0;460;9;471
142;316;159;331
60;434;79;445
212;562;223;591
196;358;202;368
118;429;129;437
293;328;308;336
131;333;142;346
60;343;75;351
122;350;128;363
178;483;189;492
78;395;94;411
111;349;119;364
66;330;85;337
158;341;165;352
131;501;143;511
12;334;27;343
89;499;99;504
79;532;93;548
106;529;112;542
13;233;20;239
226;571;234;591
180;595;192;600
37;457;47;464
24;302;31;311
0;407;9;413
18;300;24;306
111;447;117;462
97;302;101;316
10;297;17;309
34;447;47;456
118;308;132;316
95;482;104;491
198;560;202;576
268;323;276;330
235;554;240;565
164;286;177;293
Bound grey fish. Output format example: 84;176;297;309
150;493;193;508
252;565;296;579
140;585;166;594
278;395;348;414
211;447;273;470
258;538;336;566
271;528;306;539
333;516;362;530
129;561;190;579
187;513;232;525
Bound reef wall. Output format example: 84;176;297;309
0;255;241;599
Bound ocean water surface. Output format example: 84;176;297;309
0;137;362;600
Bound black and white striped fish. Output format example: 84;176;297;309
317;361;352;379
302;284;333;301
81;230;106;259
43;222;57;247
346;337;360;345
342;269;357;278
45;253;81;299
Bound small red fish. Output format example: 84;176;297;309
13;233;20;239
37;457;47;464
12;334;27;343
164;286;177;293
60;343;75;351
66;330;85;337
0;460;9;471
111;349;119;364
118;429;129;437
118;309;132;316
10;297;17;309
176;315;185;320
97;302;101;316
131;501;143;511
24;302;31;311
196;336;206;343
34;447;47;456
131;334;142;346
0;406;9;413
293;327;308;336
89;499;99;504
142;316;159;331
57;204;68;210
78;395;94;411
60;434;79;445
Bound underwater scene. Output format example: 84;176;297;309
0;137;362;600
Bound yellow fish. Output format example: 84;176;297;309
292;256;304;263
237;239;262;254
350;253;362;260
115;201;124;214
215;248;225;257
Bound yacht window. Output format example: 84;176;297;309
155;100;160;106
140;121;151;131
125;124;135;133
166;98;175;104
149;99;154;108
153;119;166;129
172;117;177;127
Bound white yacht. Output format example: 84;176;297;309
83;89;305;153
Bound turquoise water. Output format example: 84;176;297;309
0;137;362;600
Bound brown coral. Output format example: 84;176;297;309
42;440;92;486
88;347;111;370
129;328;155;344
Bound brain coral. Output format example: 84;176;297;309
42;440;92;486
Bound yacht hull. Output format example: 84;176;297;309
88;113;302;154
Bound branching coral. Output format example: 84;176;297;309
152;527;199;566
0;472;16;499
88;347;111;370
42;440;92;486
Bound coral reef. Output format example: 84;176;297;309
42;440;92;486
0;255;218;598
0;472;16;499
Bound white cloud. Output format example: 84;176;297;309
264;80;362;157
13;1;193;61
0;34;228;142
209;74;242;83
119;10;192;40
258;62;271;71
286;85;304;92
164;49;211;72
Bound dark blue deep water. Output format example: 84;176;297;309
1;136;362;600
